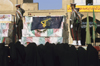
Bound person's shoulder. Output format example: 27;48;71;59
20;8;25;13
78;12;81;15
19;8;22;10
74;9;77;12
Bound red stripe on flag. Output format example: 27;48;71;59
45;38;50;43
35;30;41;37
53;29;59;33
3;37;5;43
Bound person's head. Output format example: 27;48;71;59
15;4;20;10
70;3;76;9
76;8;80;12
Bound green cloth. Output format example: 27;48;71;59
92;9;97;40
86;13;91;44
76;20;78;23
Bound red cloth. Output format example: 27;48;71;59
94;46;100;51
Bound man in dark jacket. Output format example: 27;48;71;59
70;3;82;45
15;4;25;42
75;8;82;45
70;3;78;45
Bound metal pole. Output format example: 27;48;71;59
12;15;16;43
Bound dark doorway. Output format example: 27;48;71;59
86;0;93;5
81;16;100;45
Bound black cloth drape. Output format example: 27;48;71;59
0;42;99;66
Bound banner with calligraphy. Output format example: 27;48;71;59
21;16;64;45
67;5;100;12
31;16;63;30
22;16;64;37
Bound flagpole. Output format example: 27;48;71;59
93;26;96;46
93;39;95;46
93;9;97;46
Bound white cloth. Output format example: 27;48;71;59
70;19;72;21
19;39;21;42
16;11;20;19
16;25;17;27
16;8;22;19
72;40;77;45
71;24;73;28
15;4;21;7
78;40;81;45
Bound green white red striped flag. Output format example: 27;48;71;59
92;9;97;40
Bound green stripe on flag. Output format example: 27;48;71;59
92;9;97;40
2;37;4;43
0;37;3;43
47;29;53;36
39;37;45;45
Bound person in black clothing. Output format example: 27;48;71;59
77;47;87;66
9;41;26;66
42;42;55;66
68;45;78;66
25;43;38;66
87;44;99;66
37;44;45;66
0;43;9;66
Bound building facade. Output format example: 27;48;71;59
73;0;100;45
1;0;100;45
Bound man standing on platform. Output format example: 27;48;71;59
70;3;81;45
15;4;25;42
75;8;82;45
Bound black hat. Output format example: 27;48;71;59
76;8;80;11
70;3;76;7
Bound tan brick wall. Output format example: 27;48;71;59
22;3;38;11
1;0;100;44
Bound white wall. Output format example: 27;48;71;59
74;0;86;5
93;0;100;5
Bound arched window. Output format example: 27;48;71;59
86;0;93;5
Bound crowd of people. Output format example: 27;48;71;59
0;41;100;66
